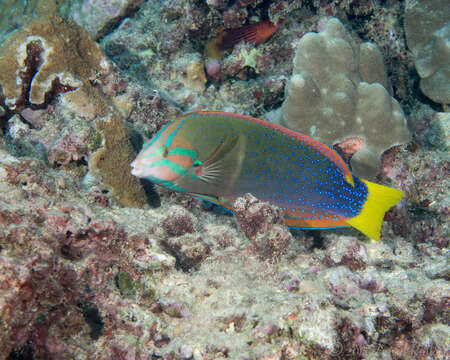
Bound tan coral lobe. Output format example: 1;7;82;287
281;18;410;178
405;0;450;105
0;15;111;119
185;61;207;93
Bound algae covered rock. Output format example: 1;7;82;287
89;114;147;207
64;0;146;40
0;0;64;40
234;193;292;260
281;18;410;178
424;112;450;150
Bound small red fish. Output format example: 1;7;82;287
205;19;284;59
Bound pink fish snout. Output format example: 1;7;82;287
130;158;146;177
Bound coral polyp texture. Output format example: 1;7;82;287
281;18;410;178
404;0;450;106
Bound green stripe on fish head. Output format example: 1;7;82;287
131;121;199;186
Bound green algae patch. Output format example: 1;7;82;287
115;270;157;301
115;270;138;298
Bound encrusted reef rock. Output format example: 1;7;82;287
405;0;450;106
0;0;62;40
281;18;410;178
65;0;146;40
1;2;449;359
234;193;292;261
0;15;146;207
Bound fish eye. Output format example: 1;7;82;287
162;146;169;157
192;160;202;168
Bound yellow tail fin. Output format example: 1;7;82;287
346;179;403;241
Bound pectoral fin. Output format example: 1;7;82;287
200;132;246;190
175;132;246;195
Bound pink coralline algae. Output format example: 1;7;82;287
324;236;369;271
233;193;292;260
233;193;284;239
0;155;161;357
158;297;191;318
380;145;449;248
283;277;300;292
205;59;221;78
162;205;198;237
162;233;211;271
206;0;228;10
20;107;53;129
47;134;89;168
0;176;163;358
252;322;279;342
160;205;212;270
223;6;248;29
334;317;368;358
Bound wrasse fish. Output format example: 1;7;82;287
205;19;284;59
131;111;403;240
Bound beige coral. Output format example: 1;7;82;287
89;114;148;208
281;18;410;178
405;0;450;106
0;15;109;119
185;61;207;93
